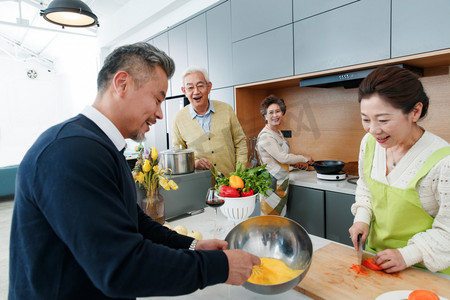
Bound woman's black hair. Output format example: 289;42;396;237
358;65;429;119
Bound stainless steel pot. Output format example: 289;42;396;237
160;149;195;174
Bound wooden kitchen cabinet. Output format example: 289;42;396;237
293;0;390;75
206;1;233;89
230;0;292;42
293;0;358;21
232;24;294;85
286;185;325;238
186;14;208;71
168;24;188;97
392;0;450;58
325;191;355;247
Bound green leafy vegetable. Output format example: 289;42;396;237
210;162;272;197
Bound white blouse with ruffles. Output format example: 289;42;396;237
351;131;450;272
256;127;309;175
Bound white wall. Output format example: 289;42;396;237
0;40;98;167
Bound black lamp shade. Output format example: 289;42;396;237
40;0;99;28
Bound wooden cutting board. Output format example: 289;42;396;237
295;243;450;299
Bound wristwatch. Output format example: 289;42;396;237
189;239;198;251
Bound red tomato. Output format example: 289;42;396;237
241;189;254;197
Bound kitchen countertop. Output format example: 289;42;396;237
138;206;449;300
289;169;357;195
137;207;339;300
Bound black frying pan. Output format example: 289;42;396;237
312;160;345;174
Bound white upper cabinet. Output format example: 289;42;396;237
147;0;450;90
294;0;390;75
168;24;188;96
233;24;294;85
149;33;171;97
293;0;358;21
210;87;234;110
392;0;450;58
230;0;292;42
186;14;208;70
207;1;233;88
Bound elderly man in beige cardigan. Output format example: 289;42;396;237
172;67;247;177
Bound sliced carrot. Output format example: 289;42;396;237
362;258;383;271
350;264;368;276
408;289;440;300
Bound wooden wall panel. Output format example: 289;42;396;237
419;71;450;142
235;88;268;139
235;67;450;163
274;86;365;162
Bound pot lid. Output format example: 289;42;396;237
160;149;194;154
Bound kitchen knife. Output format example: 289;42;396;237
357;234;363;266
165;208;205;222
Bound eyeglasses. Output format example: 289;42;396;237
184;82;207;93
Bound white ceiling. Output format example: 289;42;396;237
0;0;220;70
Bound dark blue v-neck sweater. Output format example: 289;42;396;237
9;114;228;299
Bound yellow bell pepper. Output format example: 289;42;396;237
229;175;244;189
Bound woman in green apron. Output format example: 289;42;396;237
349;66;450;274
256;95;313;216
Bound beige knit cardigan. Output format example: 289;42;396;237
171;100;248;177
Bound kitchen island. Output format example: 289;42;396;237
137;206;326;300
138;206;450;300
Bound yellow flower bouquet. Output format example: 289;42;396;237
132;144;178;209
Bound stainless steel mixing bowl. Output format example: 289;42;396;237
225;216;313;295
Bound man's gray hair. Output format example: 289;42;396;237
97;42;175;93
181;66;210;86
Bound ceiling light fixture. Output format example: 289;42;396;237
40;0;99;28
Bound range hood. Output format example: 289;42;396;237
299;64;422;89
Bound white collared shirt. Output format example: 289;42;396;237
81;106;127;152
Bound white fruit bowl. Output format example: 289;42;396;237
218;193;257;223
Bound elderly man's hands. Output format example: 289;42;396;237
195;158;212;170
224;250;260;285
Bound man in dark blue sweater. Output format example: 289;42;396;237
9;43;260;299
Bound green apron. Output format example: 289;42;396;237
364;135;450;274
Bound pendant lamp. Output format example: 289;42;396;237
40;0;99;28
